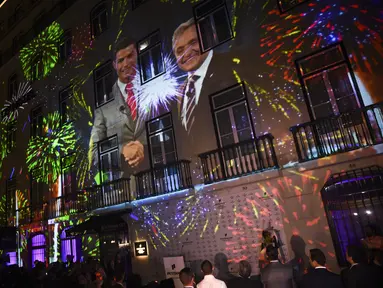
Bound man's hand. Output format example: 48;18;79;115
123;141;144;168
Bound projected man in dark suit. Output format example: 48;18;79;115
90;37;148;178
173;18;238;134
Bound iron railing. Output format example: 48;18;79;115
134;160;193;199
321;166;383;266
290;102;383;162
15;203;47;226
83;178;131;210
48;192;88;219
198;134;279;184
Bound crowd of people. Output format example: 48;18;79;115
1;233;382;288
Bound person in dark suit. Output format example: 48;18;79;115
261;245;296;288
228;260;261;288
301;248;342;288
90;37;148;179
179;267;195;288
172;18;244;162
341;244;383;288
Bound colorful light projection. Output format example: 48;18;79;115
26;112;78;184
1;83;32;122
20;22;63;81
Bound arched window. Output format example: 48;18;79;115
61;229;81;263
91;1;108;37
31;234;46;267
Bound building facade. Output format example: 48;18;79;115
0;0;382;283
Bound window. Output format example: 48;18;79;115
12;33;22;56
138;31;165;84
132;0;146;9
6;178;16;222
91;2;109;37
8;4;24;28
147;113;177;166
296;43;362;120
321;166;383;266
61;153;77;197
30;234;46;267
60;30;72;61
6;120;16;151
31;106;43;138
212;84;254;147
8;74;18;100
93;61;114;107
193;0;233;52
31;167;45;206
98;136;120;183
61;229;81;263
59;86;73;123
31;56;43;81
277;0;310;14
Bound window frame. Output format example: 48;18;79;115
193;0;234;53
8;74;18;100
97;135;120;183
146;112;178;167
277;0;310;14
6;120;17;152
295;42;364;121
137;30;166;85
210;82;255;148
30;167;46;207
30;106;43;138
90;1;109;38
60;228;81;263
93;60;114;108
59;85;73;124
59;29;72;62
29;233;46;268
60;153;77;198
6;177;17;221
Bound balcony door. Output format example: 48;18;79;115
211;84;256;177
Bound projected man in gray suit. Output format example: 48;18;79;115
90;37;148;179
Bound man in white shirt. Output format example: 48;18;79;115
197;260;227;288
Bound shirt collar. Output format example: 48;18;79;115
204;274;215;279
188;50;213;80
270;260;279;263
118;78;127;93
315;266;327;269
350;263;359;269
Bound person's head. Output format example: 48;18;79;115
113;37;138;84
172;18;209;72
365;225;378;238
238;260;251;278
179;267;194;286
201;260;213;275
309;249;326;268
262;230;272;243
114;270;125;283
346;245;366;265
266;245;279;261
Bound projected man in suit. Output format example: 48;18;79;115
91;37;147;177
172;18;242;158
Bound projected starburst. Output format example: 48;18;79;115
1;82;32;122
20;22;63;81
137;53;184;121
26;112;78;184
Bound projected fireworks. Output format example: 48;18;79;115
20;22;63;81
26;112;78;184
1;83;32;122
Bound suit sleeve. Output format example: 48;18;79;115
90;107;107;165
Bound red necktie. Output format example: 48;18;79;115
125;83;137;121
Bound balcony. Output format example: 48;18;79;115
198;134;279;184
135;160;193;199
290;102;383;162
48;192;88;219
15;204;46;226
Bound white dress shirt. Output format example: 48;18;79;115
117;78;139;103
197;274;227;288
181;50;214;130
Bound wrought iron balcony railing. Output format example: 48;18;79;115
134;160;193;199
15;203;47;226
48;192;88;219
198;134;279;184
290;102;383;162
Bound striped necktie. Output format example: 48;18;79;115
125;83;137;121
184;75;200;132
